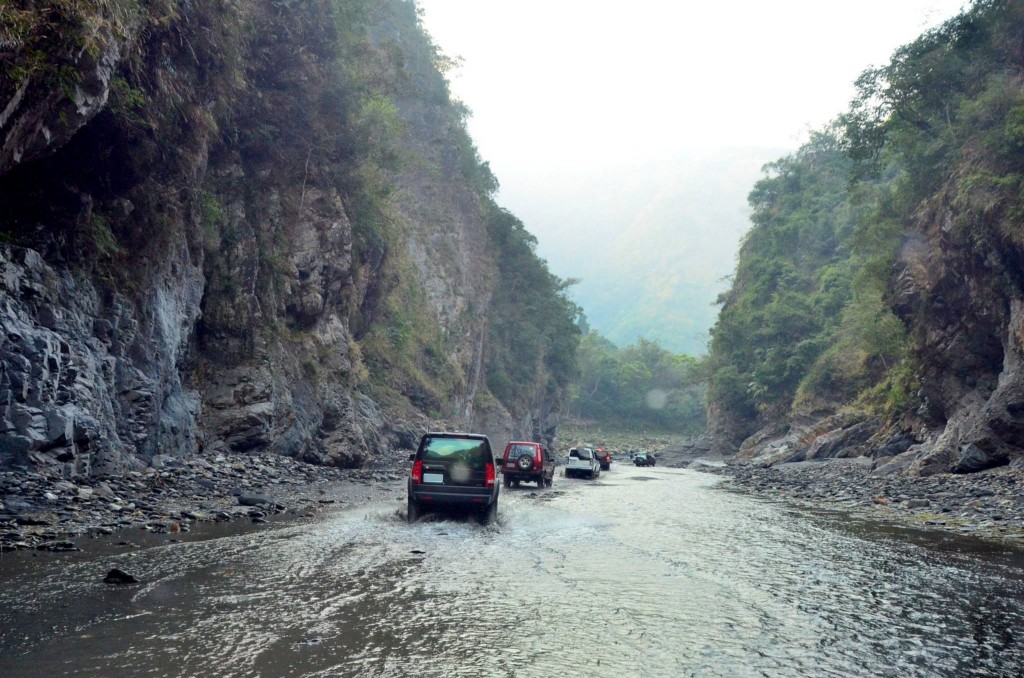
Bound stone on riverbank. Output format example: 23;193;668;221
103;568;139;584
237;494;279;508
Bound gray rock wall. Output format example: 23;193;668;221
0;0;560;477
0;238;202;475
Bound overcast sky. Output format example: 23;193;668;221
415;0;968;350
418;0;966;175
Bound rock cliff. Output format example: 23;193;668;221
705;2;1024;476
0;0;575;476
888;192;1024;475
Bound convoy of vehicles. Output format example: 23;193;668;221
407;433;657;522
501;441;555;488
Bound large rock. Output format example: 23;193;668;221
802;418;880;461
0;244;203;474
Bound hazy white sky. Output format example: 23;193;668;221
415;0;969;350
418;0;967;174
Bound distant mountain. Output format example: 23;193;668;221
498;148;785;354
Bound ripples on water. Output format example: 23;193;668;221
1;468;1022;677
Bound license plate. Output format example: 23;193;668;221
423;473;444;484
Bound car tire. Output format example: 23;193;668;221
480;497;497;525
504;476;511;488
546;475;553;487
537;476;545;488
407;497;420;523
513;480;520;487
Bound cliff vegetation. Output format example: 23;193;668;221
707;0;1024;474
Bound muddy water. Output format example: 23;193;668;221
2;466;1023;677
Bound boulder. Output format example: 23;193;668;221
803;418;879;461
103;568;139;585
237;494;280;508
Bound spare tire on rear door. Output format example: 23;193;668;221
516;454;533;471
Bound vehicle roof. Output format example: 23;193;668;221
506;440;540;445
423;432;489;440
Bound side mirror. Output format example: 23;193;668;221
408;453;415;462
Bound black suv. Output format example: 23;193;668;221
407;432;500;524
633;452;656;467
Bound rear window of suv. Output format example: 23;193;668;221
421;437;490;466
569;449;593;459
506;444;537;458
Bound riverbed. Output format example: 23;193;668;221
2;465;1022;676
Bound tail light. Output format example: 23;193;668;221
411;460;423;484
485;462;495;487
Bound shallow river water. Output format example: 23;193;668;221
2;466;1023;677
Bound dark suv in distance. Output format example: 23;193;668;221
595;447;612;471
633;452;656;467
501;441;555;488
407;432;499;524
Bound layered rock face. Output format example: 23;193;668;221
889;201;1024;475
0;242;201;474
0;0;555;476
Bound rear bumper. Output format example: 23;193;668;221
409;484;497;507
504;470;542;481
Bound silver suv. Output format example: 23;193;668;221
565;447;600;479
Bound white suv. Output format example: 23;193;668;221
565;447;600;479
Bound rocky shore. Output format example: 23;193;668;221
700;457;1024;545
0;452;410;554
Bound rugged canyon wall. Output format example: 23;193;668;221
889;186;1024;475
0;0;574;476
706;1;1024;475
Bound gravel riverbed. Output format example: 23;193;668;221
0;451;410;554
701;458;1024;545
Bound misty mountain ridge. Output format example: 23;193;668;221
499;148;786;354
